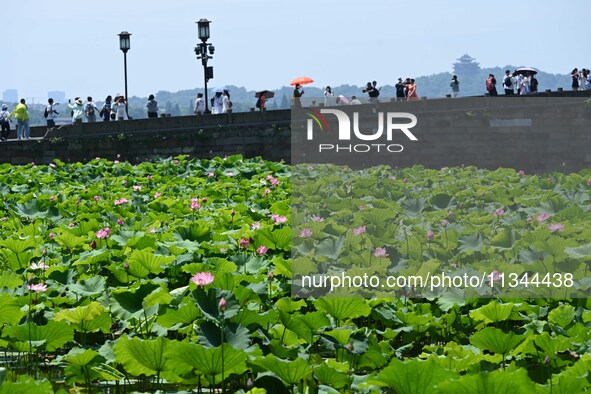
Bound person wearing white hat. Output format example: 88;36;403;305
0;104;11;141
68;97;85;125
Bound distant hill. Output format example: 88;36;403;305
8;55;578;126
125;57;573;117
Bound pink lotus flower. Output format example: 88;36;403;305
267;271;274;281
239;238;250;248
493;208;505;217
117;153;121;159
146;175;152;180
310;215;325;222
49;232;56;239
50;196;55;202
94;195;101;201
133;185;142;191
536;213;550;224
251;222;261;230
299;228;313;238
257;246;268;256
190;198;201;210
117;218;125;225
490;270;502;283
49;163;57;168
518;170;525;177
218;297;227;311
352;225;367;236
201;197;207;203
114;198;129;206
548;223;565;233
225;171;235;177
27;283;48;293
191;272;214;287
527;217;533;224
154;192;161;198
30;262;49;271
96;227;111;239
208;172;215;178
114;160;120;164
148;228;157;233
426;231;435;241
263;188;272;198
266;175;280;186
271;214;288;224
440;220;449;227
69;222;76;228
448;211;455;218
373;247;389;258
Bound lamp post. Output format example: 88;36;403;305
118;31;131;115
195;19;214;114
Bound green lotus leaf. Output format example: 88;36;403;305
54;302;111;333
0;375;54;394
64;347;100;367
314;363;351;389
251;354;312;386
314;298;371;325
127;249;175;278
4;321;74;352
371;358;456;393
68;275;106;297
0;271;24;290
0;237;36;254
469;301;514;324
469;327;526;355
157;301;202;328
490;229;517;250
565;244;591;259
197;321;251;349
548;303;576;328
113;335;170;377
109;282;160;320
438;368;535;394
315;236;345;260
458;233;483;253
174;222;211;243
166;342;248;377
254;227;291;251
91;363;126;382
53;231;86;251
0;294;24;326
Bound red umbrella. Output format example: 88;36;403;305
290;76;314;86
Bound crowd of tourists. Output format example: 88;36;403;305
2;67;591;141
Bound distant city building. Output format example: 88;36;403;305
48;91;66;103
3;89;18;103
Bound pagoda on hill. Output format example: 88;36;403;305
453;54;480;77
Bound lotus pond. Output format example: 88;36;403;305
0;156;591;393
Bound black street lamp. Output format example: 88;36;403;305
195;19;214;114
118;31;131;114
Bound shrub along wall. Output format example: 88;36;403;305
1;95;590;174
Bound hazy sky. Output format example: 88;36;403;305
2;0;587;102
